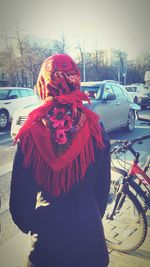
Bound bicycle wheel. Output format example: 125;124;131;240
103;188;147;253
129;178;150;211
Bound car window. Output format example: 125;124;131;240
81;85;102;99
19;89;31;97
132;87;137;92
103;84;114;99
9;89;20;98
28;89;35;96
111;84;125;97
0;89;10;100
125;86;137;92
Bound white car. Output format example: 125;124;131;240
11;102;42;140
0;87;41;129
124;84;144;103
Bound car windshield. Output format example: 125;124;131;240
81;84;103;99
0;89;10;100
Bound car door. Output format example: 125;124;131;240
6;89;22;119
111;84;130;125
92;83;119;131
19;89;39;106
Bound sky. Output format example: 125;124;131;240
0;0;150;59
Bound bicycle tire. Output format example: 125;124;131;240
103;188;147;253
130;157;150;211
129;178;150;210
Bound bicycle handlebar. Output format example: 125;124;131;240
111;135;150;155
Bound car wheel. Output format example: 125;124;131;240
123;109;135;132
141;105;147;110
0;110;9;129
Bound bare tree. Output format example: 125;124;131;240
21;37;53;87
52;35;68;54
0;29;19;86
115;50;127;84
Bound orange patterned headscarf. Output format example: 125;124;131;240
15;54;104;197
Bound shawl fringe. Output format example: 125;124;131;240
20;129;95;197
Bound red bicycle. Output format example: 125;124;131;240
103;135;150;253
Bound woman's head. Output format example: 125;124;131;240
36;54;81;100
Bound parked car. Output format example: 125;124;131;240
81;81;140;132
0;87;41;129
137;89;150;109
124;84;144;103
10;81;140;139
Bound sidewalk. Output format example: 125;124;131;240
0;211;150;267
0;231;31;267
109;211;150;267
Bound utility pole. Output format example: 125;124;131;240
123;49;127;85
123;62;127;85
83;41;86;82
16;24;24;86
118;62;120;83
76;39;86;82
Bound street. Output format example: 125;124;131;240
0;108;150;267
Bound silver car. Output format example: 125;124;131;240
81;81;140;132
11;81;140;139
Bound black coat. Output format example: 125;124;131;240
10;124;111;267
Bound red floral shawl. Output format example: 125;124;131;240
14;54;104;197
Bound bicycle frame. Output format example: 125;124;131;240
109;158;150;219
129;162;150;185
126;159;150;209
108;134;150;218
